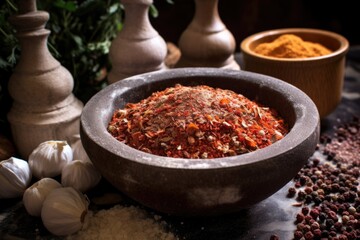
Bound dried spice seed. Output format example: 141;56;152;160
304;215;313;224
312;229;322;238
296;191;306;201
296;213;305;223
310;221;320;230
301;207;310;216
287;187;297;198
297;223;306;231
108;84;288;159
304;231;314;240
303;224;311;233
286;116;360;239
309;209;319;219
269;234;279;240
304;187;313;194
294;230;303;239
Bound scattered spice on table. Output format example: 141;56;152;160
108;84;288;159
286;116;360;240
270;234;280;240
254;34;332;58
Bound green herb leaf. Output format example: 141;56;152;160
54;0;77;12
149;5;158;18
0;57;10;69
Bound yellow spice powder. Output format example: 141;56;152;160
253;34;332;58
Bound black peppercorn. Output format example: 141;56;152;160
329;230;337;236
269;234;279;240
297;191;306;201
319;212;327;222
302;206;310;215
305;195;313;204
287;187;297;198
326;219;334;229
334;221;343;230
300;176;307;185
321;230;329;238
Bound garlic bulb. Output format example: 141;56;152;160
61;160;101;193
29;140;73;179
41;187;89;236
0;157;32;199
23;178;62;216
71;139;91;162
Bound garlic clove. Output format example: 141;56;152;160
0;157;32;199
41;187;89;236
71;138;91;163
23;178;62;217
61;160;101;193
29;140;73;179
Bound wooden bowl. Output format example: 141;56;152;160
80;68;320;216
240;28;349;118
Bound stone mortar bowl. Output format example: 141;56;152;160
80;67;320;216
240;28;349;119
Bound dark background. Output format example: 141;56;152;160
151;0;360;51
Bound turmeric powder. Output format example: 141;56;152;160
254;34;332;58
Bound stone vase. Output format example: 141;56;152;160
7;0;83;158
175;0;240;70
107;0;168;84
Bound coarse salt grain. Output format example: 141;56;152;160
67;205;177;240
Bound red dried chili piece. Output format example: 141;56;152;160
244;136;257;148
186;123;199;135
107;84;288;159
219;98;230;106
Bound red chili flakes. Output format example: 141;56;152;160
107;84;288;159
186;123;199;135
219;97;230;106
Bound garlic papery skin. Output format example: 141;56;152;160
0;157;32;199
23;178;62;217
29;140;73;179
41;187;89;236
61;160;101;193
71;139;91;162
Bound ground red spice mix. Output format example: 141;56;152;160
108;84;288;159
